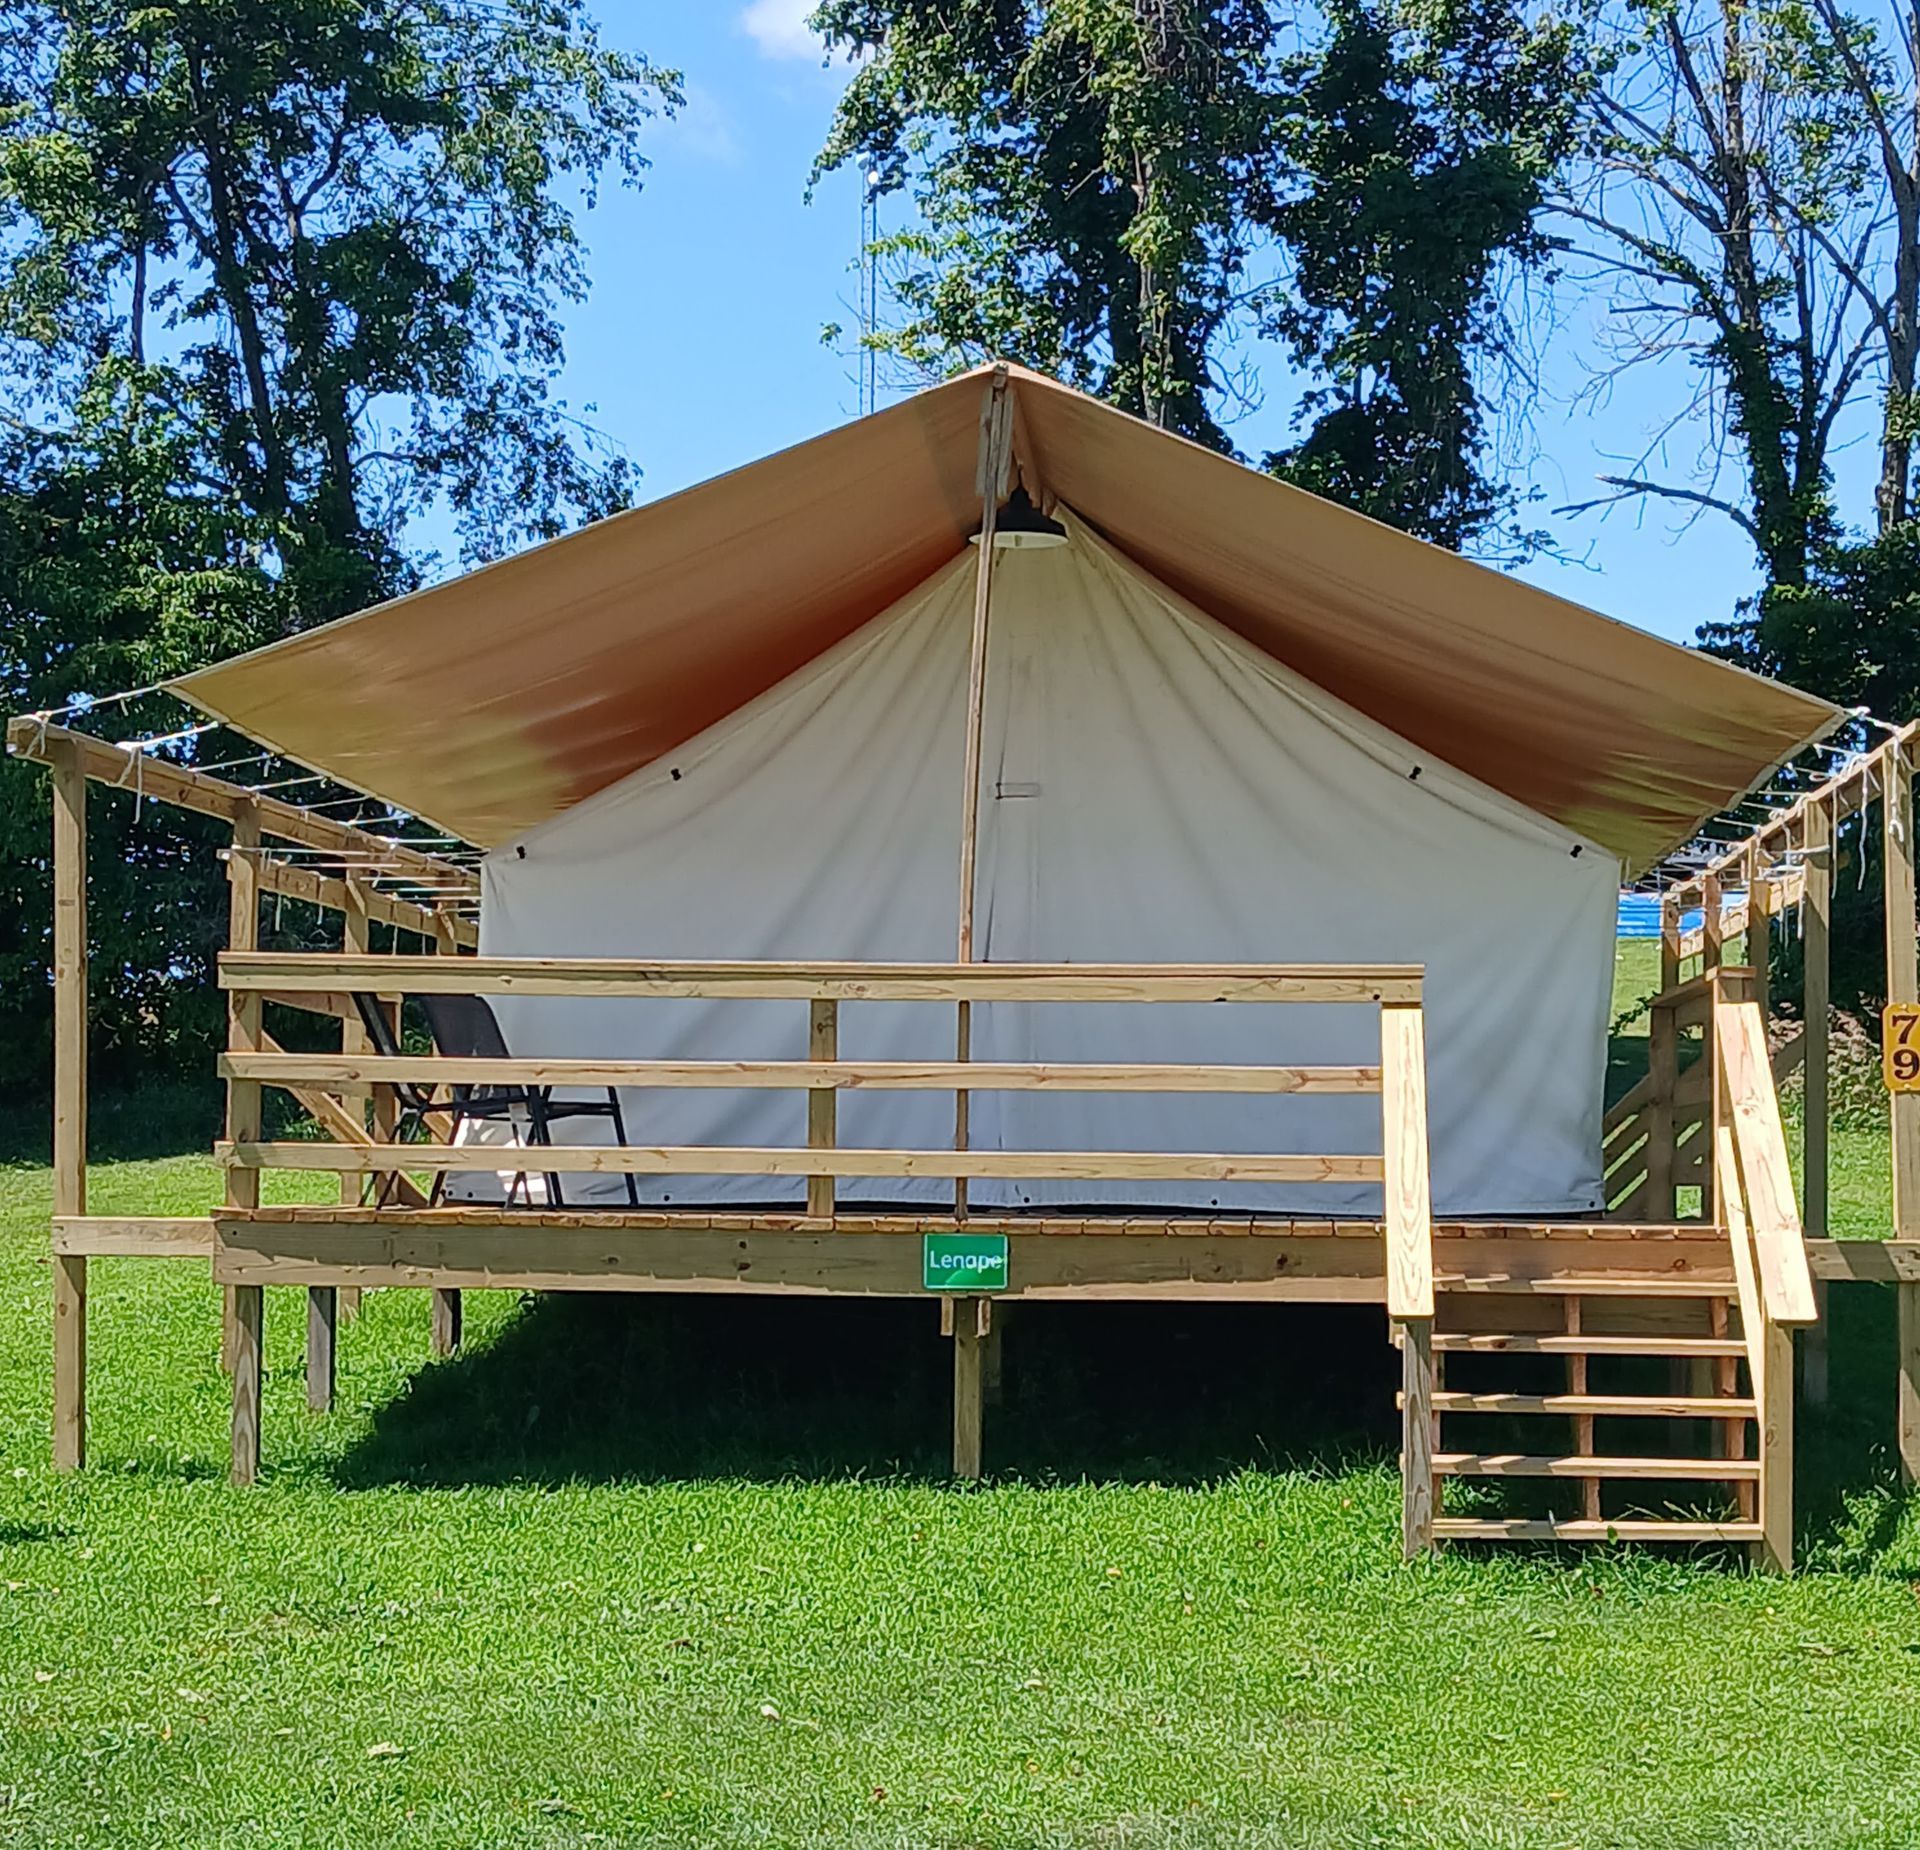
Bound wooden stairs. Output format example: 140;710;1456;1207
1402;1265;1775;1551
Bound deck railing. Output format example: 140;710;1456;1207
1710;971;1818;1568
214;951;1435;1321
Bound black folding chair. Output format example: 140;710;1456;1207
350;991;637;1209
419;992;639;1208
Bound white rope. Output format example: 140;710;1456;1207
112;719;217;755
22;680;172;724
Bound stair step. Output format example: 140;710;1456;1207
1432;1334;1746;1357
1422;1392;1756;1418
1437;1276;1735;1297
1433;1517;1762;1544
1431;1452;1761;1481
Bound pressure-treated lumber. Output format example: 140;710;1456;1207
950;1295;989;1479
1433;1518;1762;1543
1425;1391;1755;1418
1400;1319;1435;1558
1903;1284;1920;1489
50;741;87;1473
336;878;372;1331
250;851;474;947
5;716;467;889
51;1217;216;1256
1757;1316;1794;1572
212;1220;1411;1298
231;1283;263;1485
217;1051;1384;1094
1661;720;1920;916
1431;1332;1747;1357
222;801;263;1380
1715;996;1817;1324
1435;1274;1736;1297
1643;893;1681;1220
219;952;1423;1006
431;1289;463;1358
1380;1000;1433;1321
1434;1453;1761;1480
1887;742;1920;1481
220;1141;1386;1185
306;1286;336;1413
807;999;838;1218
1802;797;1832;1402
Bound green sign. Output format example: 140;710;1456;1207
923;1232;1010;1293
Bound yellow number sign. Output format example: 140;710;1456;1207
1886;1005;1920;1091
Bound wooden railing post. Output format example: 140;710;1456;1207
1802;797;1832;1404
428;904;463;1355
1382;994;1435;1557
225;799;265;1484
49;740;87;1472
807;998;837;1219
1885;740;1920;1481
335;875;373;1329
1699;880;1725;1223
1645;891;1682;1219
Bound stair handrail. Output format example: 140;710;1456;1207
1712;978;1818;1327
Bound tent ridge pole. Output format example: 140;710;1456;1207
946;365;1011;1479
953;365;1014;1228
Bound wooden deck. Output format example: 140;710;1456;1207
58;1206;1742;1299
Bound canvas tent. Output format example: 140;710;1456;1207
171;364;1842;1219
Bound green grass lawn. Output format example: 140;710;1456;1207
4;952;1920;1847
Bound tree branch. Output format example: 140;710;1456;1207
1555;473;1761;540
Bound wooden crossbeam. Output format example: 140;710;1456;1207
218;952;1421;1005
218;1052;1385;1095
6;717;470;889
250;856;476;948
219;1141;1386;1185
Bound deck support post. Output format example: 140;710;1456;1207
1400;1318;1436;1558
306;1283;336;1413
231;1284;263;1486
983;1303;1007;1408
947;1295;988;1480
223;803;262;1375
225;799;265;1480
1757;1319;1794;1573
431;1289;463;1358
1886;743;1920;1481
1802;799;1832;1405
50;740;87;1472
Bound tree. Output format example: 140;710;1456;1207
813;0;1589;548
1260;0;1589;550
0;0;675;616
1560;0;1918;608
0;0;676;1105
0;371;272;1104
812;0;1283;448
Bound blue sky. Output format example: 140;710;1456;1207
544;1;1777;647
